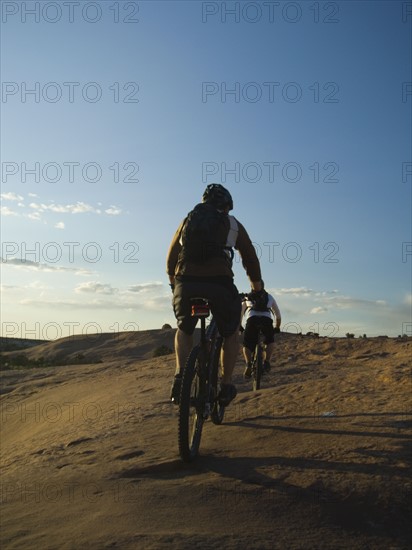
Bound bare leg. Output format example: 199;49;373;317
221;328;239;384
265;342;275;363
242;346;252;364
174;328;193;376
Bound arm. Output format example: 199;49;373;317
235;220;262;291
270;297;281;329
166;219;185;286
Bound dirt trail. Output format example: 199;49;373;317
1;333;411;549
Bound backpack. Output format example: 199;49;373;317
250;290;269;312
179;203;229;264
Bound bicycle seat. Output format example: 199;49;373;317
190;297;210;317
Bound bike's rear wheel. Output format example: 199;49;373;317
252;344;263;391
210;336;225;425
178;345;205;462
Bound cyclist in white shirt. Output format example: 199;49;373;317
241;286;281;378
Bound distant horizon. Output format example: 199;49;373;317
1;329;411;344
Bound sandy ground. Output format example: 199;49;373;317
1;331;411;549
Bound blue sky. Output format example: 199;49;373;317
1;0;411;339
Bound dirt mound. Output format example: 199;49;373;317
1;335;411;549
1;329;177;367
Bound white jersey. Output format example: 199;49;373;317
241;293;281;323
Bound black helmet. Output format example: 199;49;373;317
202;184;233;211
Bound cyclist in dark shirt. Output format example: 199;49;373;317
166;184;263;406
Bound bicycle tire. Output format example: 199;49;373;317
253;343;263;391
178;344;205;462
210;336;225;425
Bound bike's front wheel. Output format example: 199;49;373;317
253;344;263;391
178;345;205;462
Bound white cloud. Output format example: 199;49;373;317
27;212;42;221
322;295;387;310
310;306;328;314
273;287;387;313
105;205;122;215
55;222;65;229
16;280;170;313
1;281;49;295
1;206;19;216
1;257;93;275
75;282;118;295
27;281;49;290
275;287;313;297
29;201;100;214
143;295;173;311
61;202;99;214
27;200;124;216
19;297;139;311
0;284;19;292
127;282;163;293
28;202;46;212
1;192;24;201
1;195;123;223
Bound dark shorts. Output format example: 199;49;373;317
243;315;275;352
173;277;241;337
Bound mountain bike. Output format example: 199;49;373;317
251;323;266;391
240;292;267;392
178;298;225;462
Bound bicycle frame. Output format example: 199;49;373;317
253;327;266;358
